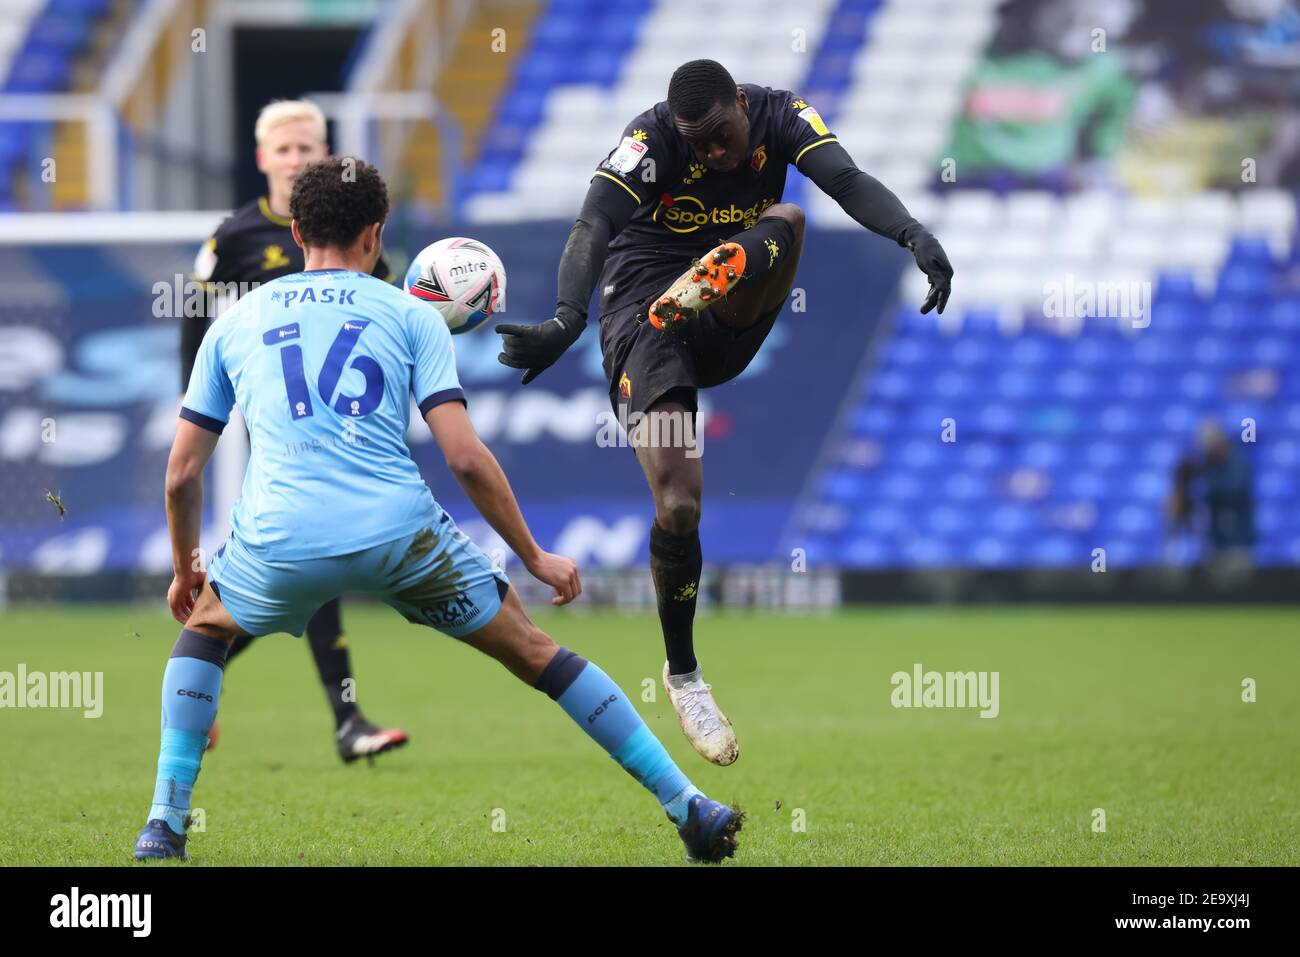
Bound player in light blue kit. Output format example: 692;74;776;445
132;157;742;864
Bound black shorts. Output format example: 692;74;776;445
598;296;784;416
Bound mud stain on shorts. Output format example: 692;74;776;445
391;527;472;610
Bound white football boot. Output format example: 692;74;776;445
663;661;740;766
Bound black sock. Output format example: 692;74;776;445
305;598;357;729
730;215;796;283
649;522;702;675
226;633;256;661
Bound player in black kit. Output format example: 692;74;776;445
497;60;953;765
182;100;407;764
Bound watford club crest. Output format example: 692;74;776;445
751;144;767;173
261;244;291;271
619;370;632;399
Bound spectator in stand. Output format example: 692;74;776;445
1167;420;1256;566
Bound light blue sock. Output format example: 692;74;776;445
147;629;228;835
534;647;702;825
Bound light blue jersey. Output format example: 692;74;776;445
182;268;464;561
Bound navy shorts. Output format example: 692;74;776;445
598;296;785;417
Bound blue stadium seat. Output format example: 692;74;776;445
1141;439;1183;469
901;537;956;568
1155;270;1201;304
972;402;1018;435
950;336;999;366
1255;538;1300;566
1216;264;1274;302
880;473;926;501
852;506;907;536
25;16;92;54
575;50;625;85
1260;470;1297;499
958;440;1009;471
849;403;897;437
1226;236;1275;267
1253;337;1294;364
1266;296;1300;332
589;17;643;47
1029;535;1083;567
923;505;968;536
531;17;586;46
47;0;110;12
993;369;1043;400
1262;438;1300;469
963;537;1017;568
838;537;898;568
987;504;1036;535
496;86;547;125
819;469;872;504
1017;440;1066;470
516;52;570;85
3;50;73;93
942;472;993;501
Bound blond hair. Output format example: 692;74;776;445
254;99;327;146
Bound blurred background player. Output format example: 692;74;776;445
184;99;407;763
1167;420;1257;571
136;157;742;864
497;59;952;766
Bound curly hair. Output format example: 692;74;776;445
667;59;738;122
289;156;390;248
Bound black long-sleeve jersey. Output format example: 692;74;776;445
180;196;394;391
553;85;924;325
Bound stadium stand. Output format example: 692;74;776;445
464;0;840;222
791;217;1300;568
0;0;133;210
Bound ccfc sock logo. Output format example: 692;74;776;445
619;371;632;399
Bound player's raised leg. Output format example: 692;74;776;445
460;586;744;863
650;203;804;330
134;581;245;860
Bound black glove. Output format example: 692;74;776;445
902;227;953;315
496;315;583;384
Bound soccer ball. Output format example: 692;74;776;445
404;237;507;334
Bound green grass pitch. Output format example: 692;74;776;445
1;604;1296;866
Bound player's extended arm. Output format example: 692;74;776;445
164;419;220;622
799;141;953;314
495;177;638;384
424;400;581;605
